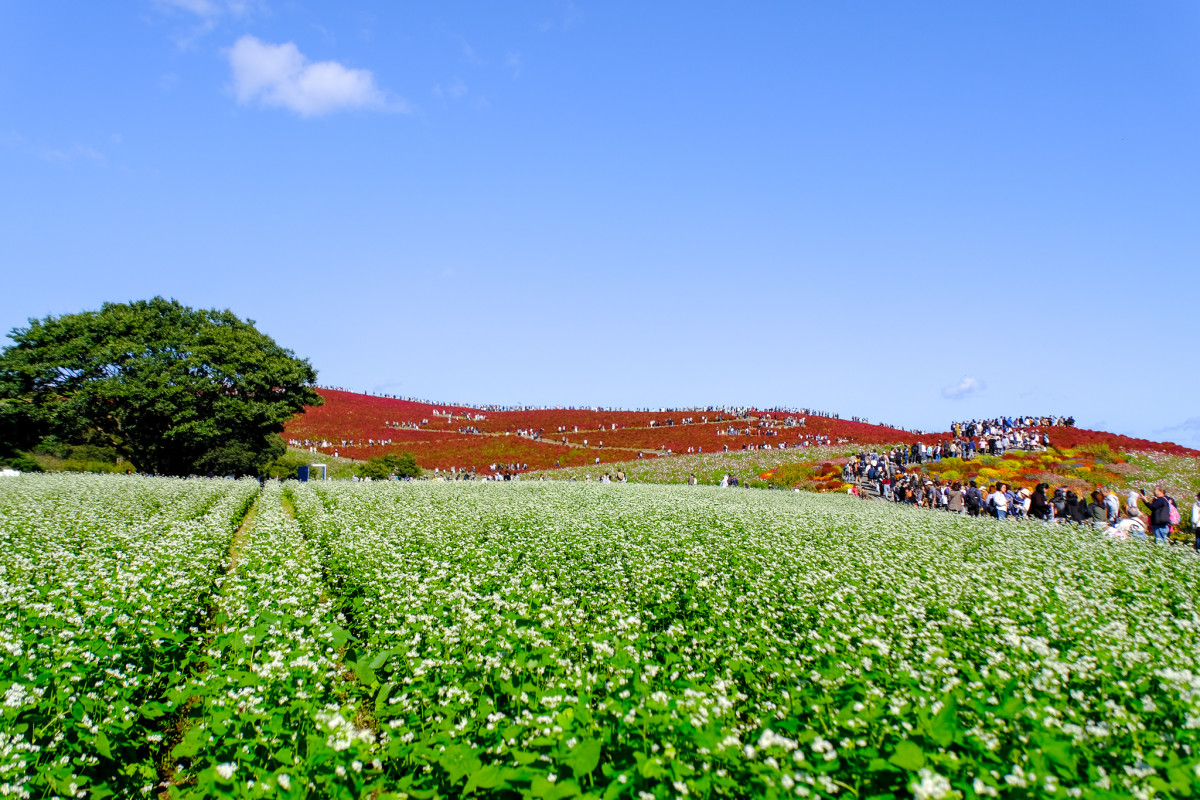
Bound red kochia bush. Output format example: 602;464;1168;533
1033;427;1199;457
287;390;1200;474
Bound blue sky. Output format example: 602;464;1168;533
2;2;1199;444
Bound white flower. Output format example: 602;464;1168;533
972;778;997;798
216;763;237;781
910;768;954;800
278;773;291;790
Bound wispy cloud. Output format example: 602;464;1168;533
154;0;221;16
1154;417;1200;448
459;38;484;66
149;0;264;48
2;131;105;166
433;77;468;100
1156;417;1200;434
505;51;523;79
226;35;404;117
538;1;582;33
152;0;261;19
941;376;986;400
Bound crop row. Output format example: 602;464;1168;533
0;475;259;799
166;481;375;798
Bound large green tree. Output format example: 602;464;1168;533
0;297;321;475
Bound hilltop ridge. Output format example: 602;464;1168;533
283;389;1198;475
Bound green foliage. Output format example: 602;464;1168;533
266;449;316;480
0;297;321;475
357;451;421;480
0;453;42;472
25;437;126;473
1076;441;1117;463
194;433;287;476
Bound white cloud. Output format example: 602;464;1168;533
941;376;986;400
227;35;401;117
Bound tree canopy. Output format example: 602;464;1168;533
0;297;321;475
358;452;422;480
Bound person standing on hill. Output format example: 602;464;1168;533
1087;491;1108;528
1141;488;1171;544
989;484;1011;520
1103;489;1121;525
1029;484;1052;520
947;481;965;514
1063;491;1088;525
965;481;982;516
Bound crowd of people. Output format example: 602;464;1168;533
288;437;396;452
950;415;1075;437
843;450;1197;551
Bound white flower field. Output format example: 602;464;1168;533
2;475;1198;799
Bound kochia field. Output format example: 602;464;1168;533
2;475;1198;799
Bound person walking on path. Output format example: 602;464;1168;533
1142;488;1172;544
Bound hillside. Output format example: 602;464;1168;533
283;389;1199;476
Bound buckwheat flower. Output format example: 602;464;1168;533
910;768;953;799
278;774;292;790
216;763;237;781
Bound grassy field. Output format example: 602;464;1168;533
3;474;1198;799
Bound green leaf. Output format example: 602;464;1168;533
93;731;113;760
172;726;208;759
440;745;482;784
531;776;581;799
369;648;397;669
375;682;395;718
566;739;603;777
328;625;355;648
464;764;506;793
353;658;377;685
1039;736;1077;773
887;740;925;772
930;695;958;747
